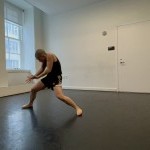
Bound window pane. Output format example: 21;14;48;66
14;26;19;39
6;21;20;39
9;39;20;54
9;54;20;69
9;53;20;60
5;38;9;52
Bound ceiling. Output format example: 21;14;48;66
24;0;105;15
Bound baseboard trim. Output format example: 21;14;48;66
0;84;33;97
62;86;117;92
0;85;117;97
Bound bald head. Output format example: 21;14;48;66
35;49;47;62
35;49;46;59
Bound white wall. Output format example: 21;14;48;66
8;70;32;86
44;0;150;91
23;7;45;74
34;7;45;73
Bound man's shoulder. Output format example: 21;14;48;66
47;52;53;57
46;52;54;62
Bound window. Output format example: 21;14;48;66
4;2;23;69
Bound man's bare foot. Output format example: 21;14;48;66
76;107;83;116
22;104;33;109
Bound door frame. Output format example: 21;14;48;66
116;19;150;93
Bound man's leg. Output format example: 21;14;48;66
22;81;46;109
54;85;83;116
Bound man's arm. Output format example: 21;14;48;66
25;65;44;83
34;66;44;76
36;54;53;79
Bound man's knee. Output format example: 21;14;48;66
31;87;38;93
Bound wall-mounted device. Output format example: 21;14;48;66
108;46;115;51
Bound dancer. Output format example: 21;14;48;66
22;49;83;116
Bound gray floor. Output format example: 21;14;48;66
0;89;150;150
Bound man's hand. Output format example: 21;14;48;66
25;75;38;83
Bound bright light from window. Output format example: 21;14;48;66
5;20;23;69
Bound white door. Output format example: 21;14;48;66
118;21;150;93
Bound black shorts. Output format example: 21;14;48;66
41;74;62;90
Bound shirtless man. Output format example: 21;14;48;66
22;49;83;116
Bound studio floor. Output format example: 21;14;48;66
0;89;150;150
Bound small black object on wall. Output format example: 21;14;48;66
108;46;115;51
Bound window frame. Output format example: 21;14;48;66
4;2;24;70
